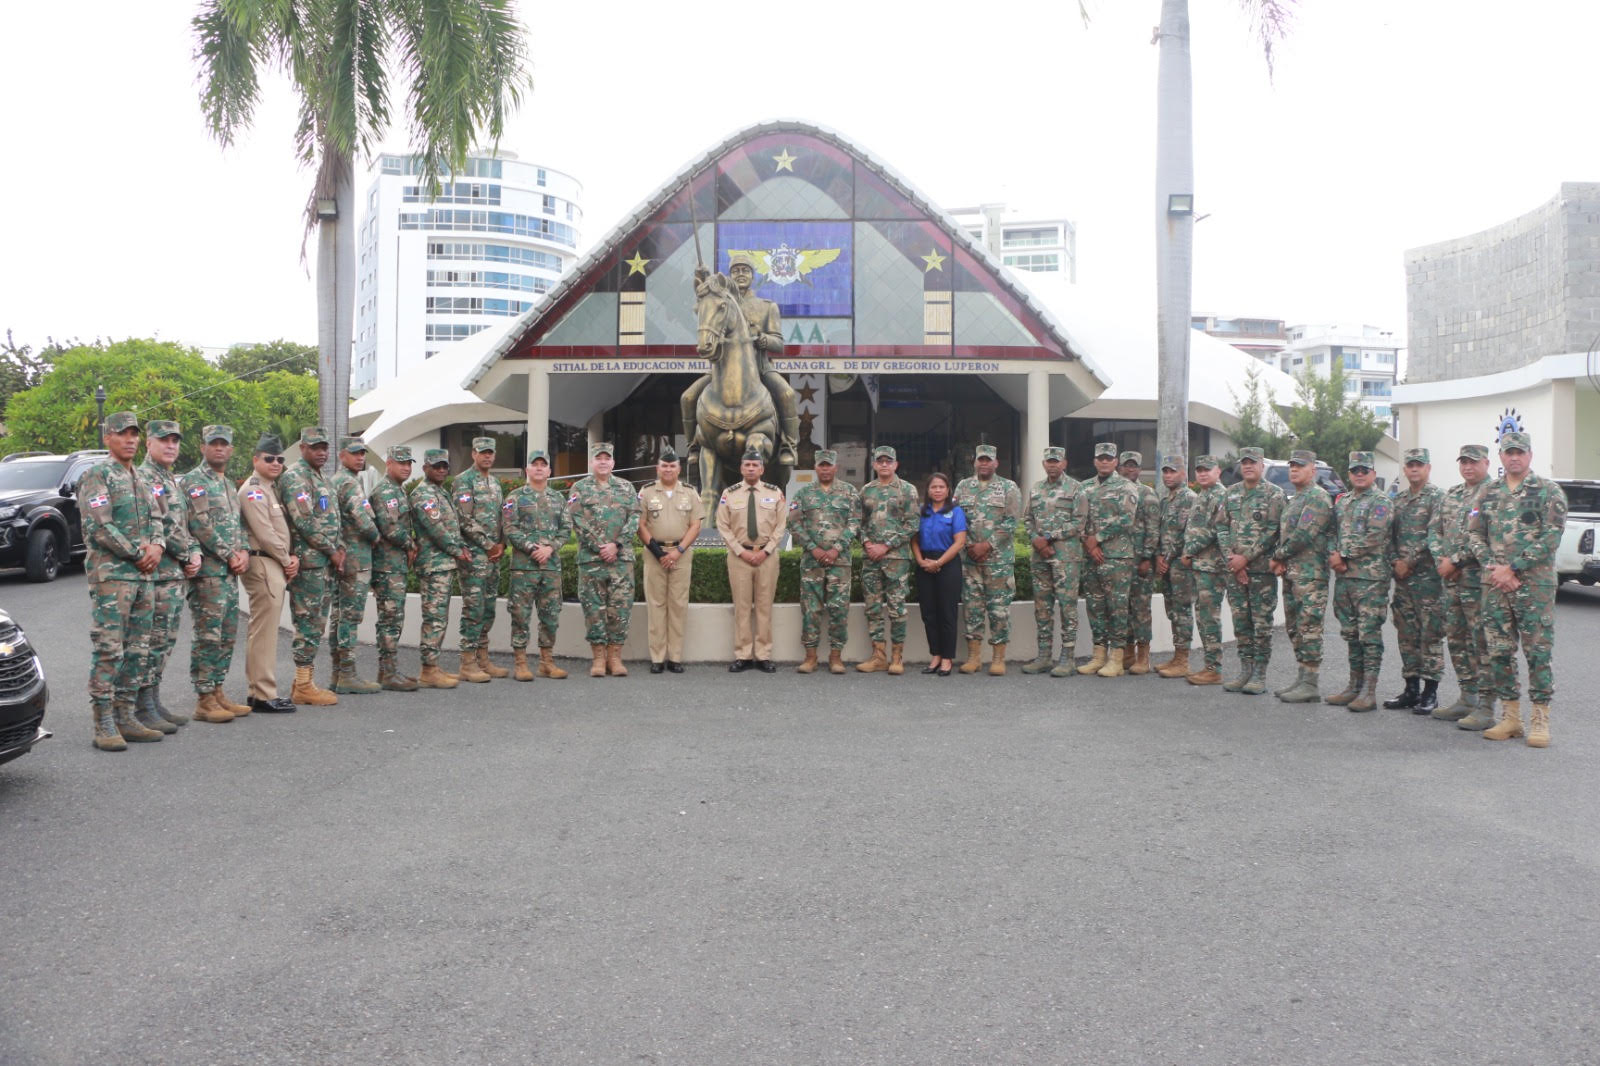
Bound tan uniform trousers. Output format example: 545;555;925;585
727;550;780;661
241;555;287;700
643;550;694;664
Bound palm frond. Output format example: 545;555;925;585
1240;0;1296;78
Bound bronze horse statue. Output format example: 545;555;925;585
691;271;789;518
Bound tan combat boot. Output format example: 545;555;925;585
1525;702;1550;748
1484;700;1523;741
1121;645;1135;671
1097;647;1125;678
796;648;818;674
115;701;163;742
92;705;127;751
214;688;252;715
332;652;381;694
857;643;888;673
1157;647;1190;679
291;665;339;705
379;658;419;691
457;652;491;684
989;643;1007;676
512;650;535;682
417;663;459;689
1347;675;1380;713
606;645;628;676
1186;663;1223;686
887;644;905;675
589;644;607;677
193;691;235;724
958;639;984;674
828;649;847;674
478;647;510;679
1130;642;1152;675
1077;645;1108;675
538;648;568;679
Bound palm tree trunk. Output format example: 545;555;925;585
1155;0;1194;462
315;161;356;439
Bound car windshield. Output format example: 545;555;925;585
1266;467;1290;487
1561;483;1600;516
0;461;70;492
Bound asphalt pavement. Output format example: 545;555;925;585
2;568;1598;1066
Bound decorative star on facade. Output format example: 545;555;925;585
797;383;818;405
922;249;947;273
772;148;798;172
624;251;650;276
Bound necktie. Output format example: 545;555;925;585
747;486;759;544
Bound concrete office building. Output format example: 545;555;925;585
948;204;1077;281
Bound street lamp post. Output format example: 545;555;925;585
95;384;106;443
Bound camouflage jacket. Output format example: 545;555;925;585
1272;484;1334;572
1334;486;1394;581
1085;472;1142;559
1025;475;1089;561
1182;484;1229;572
502;484;570;571
1157;483;1198;560
953;474;1023;561
329;466;380;571
277;459;343;570
859;477;920;560
1216;480;1285;573
410;480;465;574
1390;483;1445;575
368;477;414;574
454;467;504;554
139;458;198;581
788;480;861;569
180;463;247;578
1428;479;1489;577
79;460;158;583
1131;481;1161;560
566;475;639;564
1467;472;1567;582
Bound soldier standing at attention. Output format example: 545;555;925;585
638;448;701;674
1154;455;1198;679
454;437;508;682
857;445;920;676
1328;451;1394;711
1428;444;1493;727
1022;446;1089;678
717;449;788;673
1383;448;1447;714
1077;442;1141;678
182;425;251;723
1119;452;1161;674
568;442;639;678
789;448;860;674
1268;451;1334;703
502;449;571;681
237;435;299;713
1215;447;1284;695
953;444;1023;676
1470;431;1566;748
278;426;344;706
137;420;202;734
368;445;419;691
411;449;470;688
328;438;381;695
1181;456;1229;685
80;412;162;749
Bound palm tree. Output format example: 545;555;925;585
193;0;530;439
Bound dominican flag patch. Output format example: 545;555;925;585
295;492;310;503
88;494;109;509
188;486;207;498
152;484;166;497
458;493;473;504
245;490;265;501
385;498;399;509
503;500;516;511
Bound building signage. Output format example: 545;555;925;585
543;356;1008;375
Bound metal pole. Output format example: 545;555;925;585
95;384;106;443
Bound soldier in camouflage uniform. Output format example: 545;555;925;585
1268;451;1334;703
80;412;162;750
1382;448;1447;714
1182;456;1229;684
411;450;471;687
857;445;920;675
278;426;344;705
326;437;382;694
368;445;419;691
1428;444;1493;727
182;425;251;723
1022;446;1089;678
454;437;508;682
503;449;572;681
953;444;1023;676
1078;442;1142;678
1470;431;1566;748
1119;452;1161;674
788;448;860;674
134;420;202;734
567;442;639;677
1328;451;1394;711
1215;447;1284;695
1154;455;1198;679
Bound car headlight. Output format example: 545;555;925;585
0;506;17;520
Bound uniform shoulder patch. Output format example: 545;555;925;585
245;489;265;501
188;486;207;498
88;494;109;509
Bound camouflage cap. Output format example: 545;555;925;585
1499;430;1532;452
658;446;678;464
202;424;233;444
528;448;550;465
1239;447;1265;463
255;433;284;455
815;449;838;466
1288;449;1317;466
1457;444;1488;462
300;426;330;447
423;448;449;466
873;445;897;460
145;419;181;440
1119;450;1143;467
727;252;758;272
589;441;614;458
1160;454;1185;472
387;445;414;463
1043;446;1066;462
472;436;496;453
741;446;765;462
1194;454;1220;470
104;411;139;433
339;436;368;454
1348;451;1375;470
975;444;998;460
1403;447;1430;464
1093;442;1118;458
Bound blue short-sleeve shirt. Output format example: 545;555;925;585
918;504;968;554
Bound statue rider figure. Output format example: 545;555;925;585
683;253;801;469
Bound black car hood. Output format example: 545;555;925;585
0;488;58;508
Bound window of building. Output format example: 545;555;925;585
536;168;547;187
1345;379;1358;394
1376;351;1396;365
1292;357;1303;366
424;323;489;342
381;155;403;174
1001;253;1059;272
399;209;577;247
1001;226;1059;249
1343;352;1360;369
1311;353;1325;365
1360;380;1391;397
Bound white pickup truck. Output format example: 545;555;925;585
1556;479;1600;586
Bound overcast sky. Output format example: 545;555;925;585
2;0;1596;355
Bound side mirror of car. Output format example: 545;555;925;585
59;482;75;497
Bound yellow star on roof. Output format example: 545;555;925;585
624;251;650;276
772;148;797;172
922;249;947;272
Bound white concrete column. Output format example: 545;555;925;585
1026;369;1050;467
587;411;604;449
526;366;550;455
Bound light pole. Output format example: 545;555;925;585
95;384;106;443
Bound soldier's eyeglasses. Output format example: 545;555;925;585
261;455;285;464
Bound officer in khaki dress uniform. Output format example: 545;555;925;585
236;434;299;713
638;447;702;673
716;448;788;672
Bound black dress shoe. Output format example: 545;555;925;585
938;666;952;677
253;697;296;714
921;664;941;674
729;659;751;673
649;662;666;674
666;661;684;673
757;660;776;673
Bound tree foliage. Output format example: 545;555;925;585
0;332;101;419
1283;362;1387;482
216;339;319;379
1225;362;1293;460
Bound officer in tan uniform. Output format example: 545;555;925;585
236;434;299;712
638;447;702;673
715;447;788;672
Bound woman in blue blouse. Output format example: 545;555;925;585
913;472;968;675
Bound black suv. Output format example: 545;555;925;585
0;450;107;581
0;607;49;767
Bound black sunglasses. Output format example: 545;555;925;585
259;455;286;464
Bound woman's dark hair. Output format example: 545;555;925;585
921;471;954;516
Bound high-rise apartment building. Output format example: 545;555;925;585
948;203;1077;281
1278;323;1400;432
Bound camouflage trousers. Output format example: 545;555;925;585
1225;570;1279;668
332;565;371;658
1281;566;1329;666
88;578;153;711
371;569;409;664
1029;549;1080;656
187;574;239;692
1191;570;1228;669
148;577;187;678
1441;572;1486;695
1390;571;1444;680
1481;576;1556;703
800;563;852;649
287;565;333;666
861;557;912;646
578;559;634;645
1125;565;1154;645
508;568;563;650
1334;575;1388;677
962;555;1015;644
1160;561;1195;647
1082;557;1133;650
417;570;456;666
458;550;499;651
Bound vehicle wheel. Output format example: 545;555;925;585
25;528;61;582
1580;575;1597;587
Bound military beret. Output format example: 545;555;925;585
815;449;838;466
145;419;181;440
873;445;897;460
1348;451;1375;470
1194;455;1220;470
1119;450;1142;467
1288;449;1317;466
202;424;233;444
104;411;139;433
340;436;368;454
589;441;614;458
658;446;679;464
528;449;550;464
1499;431;1532;452
975;444;998;460
1160;454;1185;472
255;433;284;455
423;448;449;466
300;426;330;447
472;436;496;453
1403;447;1430;464
1043;446;1066;462
741;446;765;462
387;445;414;463
1093;442;1117;458
1239;447;1265;463
1457;444;1488;462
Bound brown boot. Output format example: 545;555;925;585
828;649;847;674
589;644;607;677
290;665;339;706
512;650;535;682
887;644;905;675
1077;645;1108;675
1484;700;1523;741
1348;675;1380;713
538;647;568;679
115;702;162;742
331;652;381;694
214;688;252;715
379;667;419;692
457;652;491;684
856;643;888;672
1525;702;1550;748
1121;645;1135;670
989;643;1007;676
1157;647;1190;679
417;663;459;689
958;639;984;674
1098;648;1125;678
192;691;234;724
1186;665;1223;686
1129;642;1152;675
478;647;510;679
92;705;127;751
606;645;628;676
796;648;819;674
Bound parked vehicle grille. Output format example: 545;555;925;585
0;651;42;698
0;620;18;644
0;710;44;750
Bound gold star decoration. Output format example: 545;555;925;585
624;251;650;276
797;383;818;405
772;148;797;172
922;249;947;273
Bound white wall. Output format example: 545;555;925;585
1401;380;1562;487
